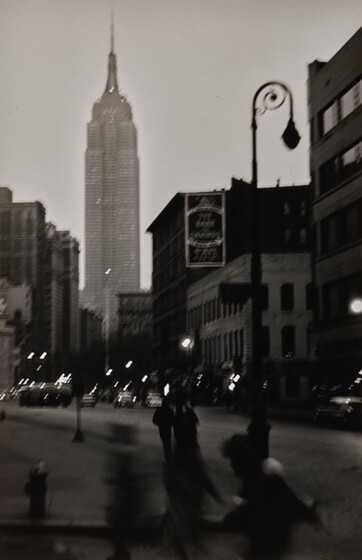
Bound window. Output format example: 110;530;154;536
322;101;338;135
261;285;269;310
239;330;244;358
340;80;361;120
319;79;362;139
321;273;362;320
234;330;239;357
285;375;300;399
229;332;233;359
284;229;291;245
319;138;362;195
320;200;362;254
281;326;296;357
283;202;291;215
299;229;307;245
306;283;314;311
261;326;270;358
341;140;362;182
281;284;294;311
223;333;228;361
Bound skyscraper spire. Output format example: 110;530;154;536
105;15;118;93
111;7;114;53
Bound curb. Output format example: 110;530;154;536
0;514;226;537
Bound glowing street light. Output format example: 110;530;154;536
27;352;35;360
350;298;362;314
125;360;133;369
39;352;47;360
181;336;193;349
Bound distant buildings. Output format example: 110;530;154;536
59;231;80;354
0;187;46;352
44;223;63;355
79;308;103;353
83;29;140;325
308;25;362;386
0;188;85;386
117;291;152;337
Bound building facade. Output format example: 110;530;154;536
60;231;80;354
83;30;140;324
187;252;313;403
44;223;63;355
0;278;32;386
308;26;362;385
147;180;311;372
117;291;152;337
0;187;46;351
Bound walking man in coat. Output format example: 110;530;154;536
152;395;174;463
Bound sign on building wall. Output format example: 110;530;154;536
185;192;226;267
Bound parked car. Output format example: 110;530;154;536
80;394;97;408
144;392;162;408
313;379;362;428
113;391;136;408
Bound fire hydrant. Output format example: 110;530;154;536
24;460;48;518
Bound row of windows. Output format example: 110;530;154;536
319;137;362;195
322;273;362;320
319;77;362;137
201;325;298;363
282;201;307;217
320;199;362;254
188;283;313;328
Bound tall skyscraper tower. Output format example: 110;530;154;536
83;27;140;324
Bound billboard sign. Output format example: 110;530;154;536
185;192;226;267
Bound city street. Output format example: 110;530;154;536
0;402;361;559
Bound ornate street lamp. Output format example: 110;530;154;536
249;81;301;459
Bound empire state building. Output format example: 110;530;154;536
83;30;140;322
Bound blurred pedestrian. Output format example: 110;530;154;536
164;431;222;559
152;396;174;463
173;397;199;451
221;434;320;560
104;424;163;559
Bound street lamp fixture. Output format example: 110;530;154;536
250;81;301;460
180;335;194;350
350;298;362;314
125;360;133;369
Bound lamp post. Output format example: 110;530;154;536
249;81;300;460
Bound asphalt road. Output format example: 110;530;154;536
0;402;362;559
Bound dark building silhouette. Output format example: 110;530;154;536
308;26;362;385
0;187;46;352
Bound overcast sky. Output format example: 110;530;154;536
0;1;361;289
